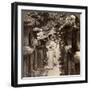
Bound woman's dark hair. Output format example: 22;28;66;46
48;34;52;39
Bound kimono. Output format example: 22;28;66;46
46;40;56;68
45;40;61;76
46;40;60;68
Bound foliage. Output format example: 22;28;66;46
23;10;80;46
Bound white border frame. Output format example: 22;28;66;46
17;5;86;84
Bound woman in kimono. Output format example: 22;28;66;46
46;34;59;69
46;36;55;69
45;34;61;76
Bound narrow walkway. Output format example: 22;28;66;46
47;66;60;76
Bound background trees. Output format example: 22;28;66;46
23;10;80;45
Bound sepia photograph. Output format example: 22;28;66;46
22;10;80;77
11;2;87;87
